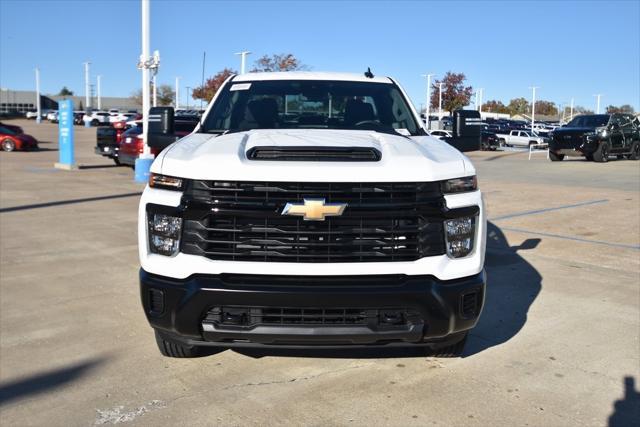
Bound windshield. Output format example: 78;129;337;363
202;79;421;136
566;115;609;128
0;126;16;135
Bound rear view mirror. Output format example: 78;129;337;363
148;107;178;150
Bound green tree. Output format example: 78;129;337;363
156;84;175;106
507;97;530;116
534;100;558;116
430;72;473;114
58;86;73;96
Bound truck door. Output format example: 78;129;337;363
608;114;624;153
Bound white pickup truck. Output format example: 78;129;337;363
496;129;548;147
138;71;487;358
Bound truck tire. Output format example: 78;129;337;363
592;142;610;163
431;333;468;358
549;151;565;161
498;138;506;146
91;119;99;126
155;330;202;358
585;154;594;161
1;138;15;152
626;142;639;160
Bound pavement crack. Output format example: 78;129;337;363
222;364;368;390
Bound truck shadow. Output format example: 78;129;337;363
463;222;542;356
227;222;541;360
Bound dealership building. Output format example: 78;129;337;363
0;88;140;115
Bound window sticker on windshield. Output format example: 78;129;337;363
396;128;411;136
230;83;251;91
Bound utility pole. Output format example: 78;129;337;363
594;94;602;114
175;77;181;109
529;86;539;133
35;67;41;124
438;82;444;120
152;75;157;107
97;75;102;110
186;86;191;109
235;51;251;74
478;88;484;114
421;73;433;129
83;62;91;109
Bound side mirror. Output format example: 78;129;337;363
148;107;177;150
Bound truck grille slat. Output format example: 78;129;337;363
180;180;447;263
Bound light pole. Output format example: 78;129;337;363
186;86;191;109
594;94;602;114
97;75;102;110
83;62;91;109
152;75;157;107
175;76;181;109
438;82;443;120
529;86;539;133
421;73;433;129
235;51;251;74
35;68;41;124
570;98;574;121
478;88;484;114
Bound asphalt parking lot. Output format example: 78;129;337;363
1;119;638;426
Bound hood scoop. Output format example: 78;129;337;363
246;146;382;162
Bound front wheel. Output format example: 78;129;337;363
155;331;202;358
626;142;639;160
549;151;565;162
1;138;16;152
91;119;99;126
592;142;610;163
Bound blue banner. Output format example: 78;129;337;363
58;100;75;165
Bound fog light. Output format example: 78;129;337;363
445;216;476;258
150;235;180;256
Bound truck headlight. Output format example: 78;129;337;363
441;176;477;194
595;127;607;137
149;173;184;191
444;216;476;258
148;212;182;256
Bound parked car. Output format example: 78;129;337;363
109;112;137;123
496;130;548;147
430;129;452;139
94;121;130;165
46;111;57;122
548;113;639;162
73;112;85;125
139;71;486;358
25;110;39;119
0;126;38;151
0;121;23;134
481;131;500;151
118;119;197;167
82;111;111;126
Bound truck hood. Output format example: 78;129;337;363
154;129;472;182
554;126;596;134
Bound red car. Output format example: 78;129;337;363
0;122;23;134
0;126;38;152
118;120;197;167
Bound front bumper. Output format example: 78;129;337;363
140;269;486;348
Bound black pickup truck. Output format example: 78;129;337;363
549;114;639;162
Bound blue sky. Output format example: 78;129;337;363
1;0;639;111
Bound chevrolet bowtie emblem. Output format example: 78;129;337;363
281;198;347;221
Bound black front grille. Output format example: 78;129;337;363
246;146;382;162
180;180;447;263
552;132;585;148
204;306;418;327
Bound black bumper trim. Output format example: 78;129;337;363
140;269;486;347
